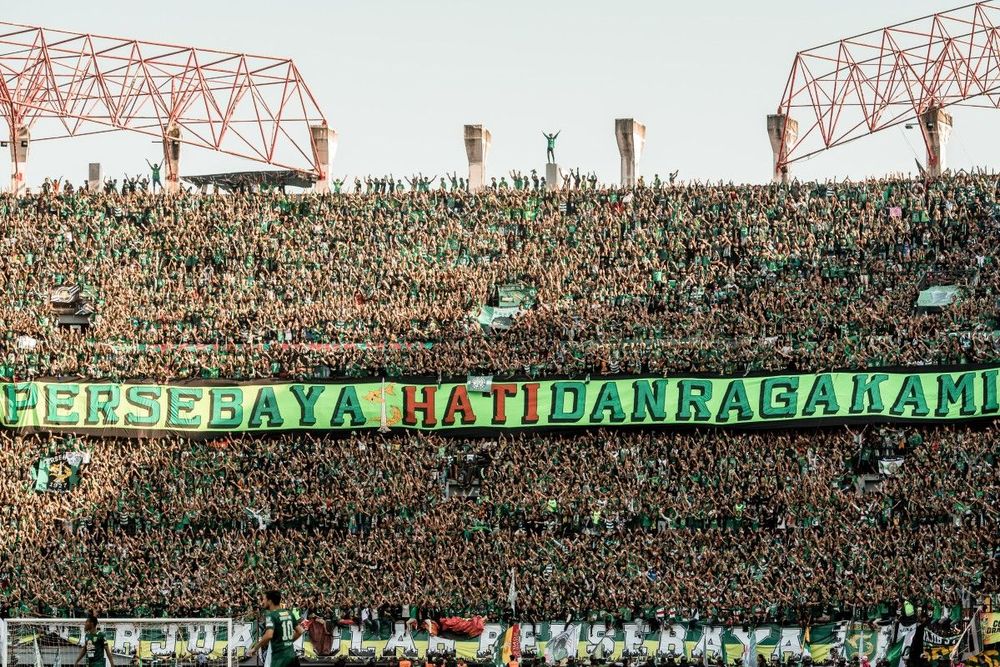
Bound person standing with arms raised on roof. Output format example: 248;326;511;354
543;130;560;163
247;590;306;667
146;159;162;192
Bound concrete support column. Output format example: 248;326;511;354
920;106;953;178
615;118;646;188
88;163;102;193
9;125;29;195
766;114;798;184
162;123;182;194
464;124;491;192
311;124;338;193
546;163;561;192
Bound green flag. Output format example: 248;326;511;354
887;623;918;667
31;451;90;492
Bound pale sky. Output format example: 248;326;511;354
2;0;995;188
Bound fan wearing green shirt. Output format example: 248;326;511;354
145;160;162;192
74;615;115;667
247;590;305;667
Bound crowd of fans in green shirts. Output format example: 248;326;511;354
0;174;997;626
0;424;995;624
2;172;999;380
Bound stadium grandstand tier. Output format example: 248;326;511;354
1;174;1000;381
0;175;998;667
0;426;996;622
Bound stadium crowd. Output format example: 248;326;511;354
0;173;998;626
1;172;1000;381
0;425;996;623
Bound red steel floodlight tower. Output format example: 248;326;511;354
0;21;334;193
770;2;1000;182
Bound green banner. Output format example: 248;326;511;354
3;366;1000;434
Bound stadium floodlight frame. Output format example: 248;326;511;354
774;1;1000;171
1;617;235;667
0;21;329;180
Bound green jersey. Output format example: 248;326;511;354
84;631;107;667
265;608;301;661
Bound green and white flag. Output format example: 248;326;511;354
467;375;494;393
474;305;524;332
878;457;905;477
545;625;580;664
497;285;537;309
916;285;960;309
744;627;757;667
888;623;918;667
30;452;90;492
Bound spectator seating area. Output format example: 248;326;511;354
0;174;997;625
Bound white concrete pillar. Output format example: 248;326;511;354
767;114;798;184
88;163;102;193
162;123;182;194
615;118;646;188
311;124;338;193
920;106;953;178
545;163;561;192
464;124;491;192
9;125;29;194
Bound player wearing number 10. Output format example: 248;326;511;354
246;590;305;667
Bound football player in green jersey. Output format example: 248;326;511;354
247;590;305;667
73;615;115;667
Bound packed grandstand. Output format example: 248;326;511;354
0;173;998;667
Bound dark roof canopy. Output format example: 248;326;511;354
182;170;316;192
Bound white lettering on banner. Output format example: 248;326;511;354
0;617;951;667
232;623;256;657
771;628;805;660
656;624;688;657
147;624;177;656
586;623;615;658
293;625;307;655
348;625;374;657
520;623;538;654
731;627;774;661
44;625;84;648
695;626;724;660
923;630;962;646
385;622;417;656
622;621;650;657
110;624;141;656
186;624;217;655
477;624;504;659
833;623;849;657
34;621;241;659
427;634;455;654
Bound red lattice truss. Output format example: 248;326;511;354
776;1;1000;170
0;21;328;177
